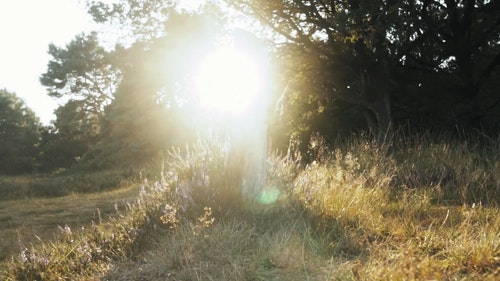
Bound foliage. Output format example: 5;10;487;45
37;100;101;171
87;0;175;42
40;2;225;171
78;12;225;170
0;89;40;174
40;32;119;119
38;32;121;171
0;173;152;279
2;0;499;276
0;206;142;280
103;205;331;281
163;139;248;213
25;0;499;173
228;0;500;142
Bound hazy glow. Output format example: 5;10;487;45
194;45;264;114
188;40;271;200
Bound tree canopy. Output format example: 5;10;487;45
40;32;120;119
73;10;224;169
227;0;500;141
9;0;497;173
0;89;40;174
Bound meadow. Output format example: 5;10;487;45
0;134;498;280
0;181;139;262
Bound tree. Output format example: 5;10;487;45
38;100;99;171
40;32;120;123
87;0;175;42
227;0;500;140
392;0;500;130
226;0;399;141
0;89;40;174
80;12;220;168
39;32;123;170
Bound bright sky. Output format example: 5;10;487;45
0;0;96;124
0;0;207;125
0;0;236;126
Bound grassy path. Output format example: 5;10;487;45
0;184;140;261
93;206;344;281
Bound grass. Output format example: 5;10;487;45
100;206;334;280
0;169;138;200
0;183;140;261
0;134;499;280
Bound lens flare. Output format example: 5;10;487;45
257;188;281;205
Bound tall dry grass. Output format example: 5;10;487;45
1;134;498;280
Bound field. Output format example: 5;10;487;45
0;136;499;280
0;180;139;261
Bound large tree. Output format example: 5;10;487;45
227;0;401;141
392;0;500;130
80;10;221;168
39;32;122;170
227;0;500;140
40;32;120;126
0;89;40;174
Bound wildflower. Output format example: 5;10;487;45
58;225;72;236
76;244;92;265
161;204;179;228
19;247;28;263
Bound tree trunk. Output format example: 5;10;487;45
365;91;392;144
356;66;393;144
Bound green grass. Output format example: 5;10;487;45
1;135;499;280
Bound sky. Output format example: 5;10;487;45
0;0;97;124
0;0;207;125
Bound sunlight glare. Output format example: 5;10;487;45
194;45;263;114
188;37;272;201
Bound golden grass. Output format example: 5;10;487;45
95;204;335;281
1;135;498;280
0;184;139;261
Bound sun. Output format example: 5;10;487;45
193;45;264;114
